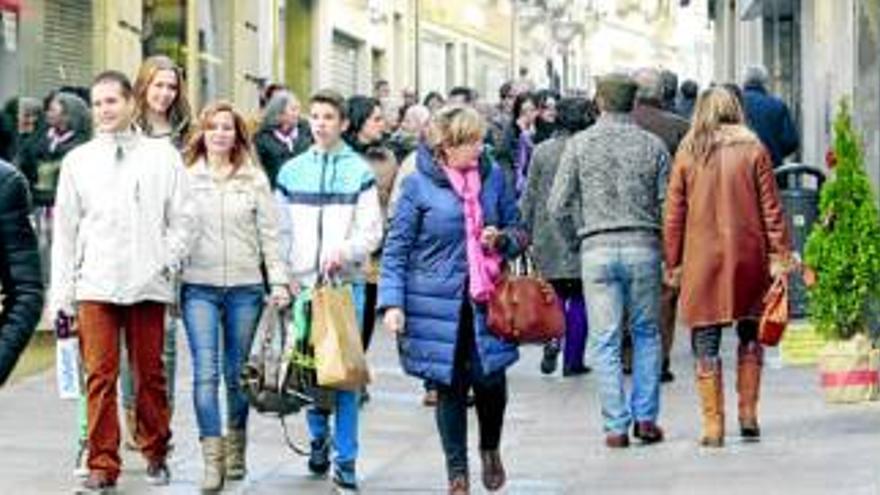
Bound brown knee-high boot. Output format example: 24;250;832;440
737;342;763;440
695;357;724;447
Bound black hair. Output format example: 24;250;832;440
557;97;597;134
499;81;514;100
423;91;444;107
448;86;476;104
680;79;699;99
344;95;382;148
512;92;538;137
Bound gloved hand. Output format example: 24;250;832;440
54;310;76;339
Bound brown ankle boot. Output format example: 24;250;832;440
695;357;724;447
479;450;506;491
737;342;763;440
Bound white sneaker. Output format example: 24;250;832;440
73;444;89;478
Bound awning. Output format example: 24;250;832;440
0;0;19;12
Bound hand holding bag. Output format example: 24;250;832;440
311;282;371;390
759;275;789;346
487;253;565;344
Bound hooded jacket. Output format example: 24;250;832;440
274;142;383;287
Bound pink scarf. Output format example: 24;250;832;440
444;164;502;303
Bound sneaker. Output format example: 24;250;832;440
73;443;89;479
74;473;116;494
332;461;358;491
540;342;560;375
145;461;171;486
307;439;330;476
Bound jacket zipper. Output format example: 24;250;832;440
314;154;327;278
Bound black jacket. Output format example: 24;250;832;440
0;160;43;386
254;120;312;189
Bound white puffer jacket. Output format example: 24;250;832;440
181;159;287;288
50;130;196;314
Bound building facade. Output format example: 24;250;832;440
712;0;880;196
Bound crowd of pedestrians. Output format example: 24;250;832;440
0;56;803;495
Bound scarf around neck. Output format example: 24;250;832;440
443;163;502;303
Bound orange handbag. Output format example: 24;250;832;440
487;254;566;344
758;276;789;346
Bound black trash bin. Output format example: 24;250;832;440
774;163;826;318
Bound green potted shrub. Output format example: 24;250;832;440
804;99;880;403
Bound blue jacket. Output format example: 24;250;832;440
743;84;799;167
378;145;528;386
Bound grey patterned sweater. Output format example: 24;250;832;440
548;113;670;247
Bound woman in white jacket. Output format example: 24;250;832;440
180;101;289;491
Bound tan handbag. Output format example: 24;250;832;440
759;276;789;347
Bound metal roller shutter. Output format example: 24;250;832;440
331;31;358;97
40;0;93;96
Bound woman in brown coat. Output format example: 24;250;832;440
663;87;792;447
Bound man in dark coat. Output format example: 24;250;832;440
631;67;690;384
0;159;43;386
742;65;799;167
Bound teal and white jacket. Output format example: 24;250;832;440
275;142;383;287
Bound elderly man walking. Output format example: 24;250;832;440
742;65;799;167
549;74;670;448
631;67;691;384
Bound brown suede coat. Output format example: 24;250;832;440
664;125;791;328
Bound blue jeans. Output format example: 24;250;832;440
307;390;359;465
581;239;662;435
181;283;265;438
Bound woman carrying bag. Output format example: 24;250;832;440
180;101;290;491
379;105;528;494
663;87;792;448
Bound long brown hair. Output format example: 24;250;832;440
679;87;745;163
132;55;192;140
184;101;254;175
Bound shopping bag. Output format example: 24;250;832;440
56;337;81;400
817;334;880;403
759;276;789;346
311;283;370;390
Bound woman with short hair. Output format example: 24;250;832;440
379;105;528;494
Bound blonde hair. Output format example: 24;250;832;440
184;101;254;175
427;105;486;154
132;55;192;140
679;87;745;163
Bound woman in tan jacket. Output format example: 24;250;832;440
663;87;792;448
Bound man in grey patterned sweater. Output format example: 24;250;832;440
548;73;670;448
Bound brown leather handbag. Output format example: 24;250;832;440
759;275;789;346
487;254;566;344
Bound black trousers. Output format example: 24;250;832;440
691;320;758;358
435;301;507;480
361;282;378;351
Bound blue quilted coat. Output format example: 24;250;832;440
377;145;527;386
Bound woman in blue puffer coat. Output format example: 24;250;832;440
378;105;528;495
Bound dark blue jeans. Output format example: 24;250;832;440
181;283;264;438
435;302;507;481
